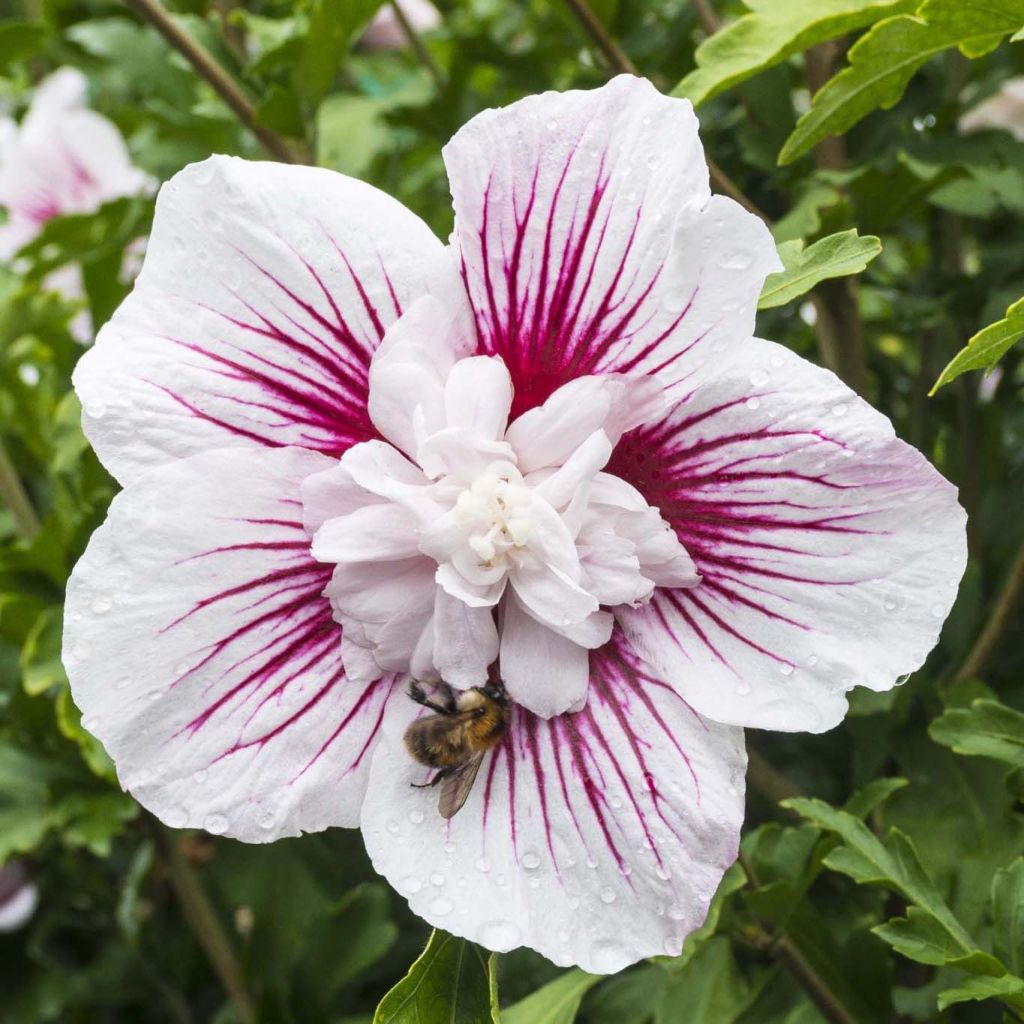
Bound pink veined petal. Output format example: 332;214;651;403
368;294;476;459
499;592;590;716
432;588;499;689
361;631;746;972
443;74;779;416
444;355;514;442
73;156;467;486
63;447;396;841
607;338;969;733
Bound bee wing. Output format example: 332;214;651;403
438;752;485;819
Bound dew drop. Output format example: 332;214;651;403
832;403;848;417
522;851;541;870
429;896;454;916
807;655;819;667
496;874;507;887
204;813;229;835
408;808;425;825
82;716;99;731
546;120;558;131
663;936;681;956
91;595;113;615
590;940;628;973
749;369;770;387
734;682;751;696
474;856;492;873
165;807;187;829
386;818;400;836
667;904;688;921
430;872;445;887
86;400;107;419
193;768;208;783
479;920;521;949
528;876;541;889
720;249;754;271
884;597;898;612
258;810;277;831
779;663;795;676
930;602;945;617
745;397;761;411
599;887;617;904
403;876;423;894
586;856;598;869
443;841;456;854
567;895;580;910
655;864;672;881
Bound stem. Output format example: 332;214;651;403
804;41;867;395
746;743;803;803
692;0;722;35
124;0;302;164
158;827;256;1024
562;0;638;74
389;0;446;92
0;438;41;541
739;854;859;1024
953;541;1024;683
707;157;770;220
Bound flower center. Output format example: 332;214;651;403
454;467;533;567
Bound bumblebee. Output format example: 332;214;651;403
403;679;509;819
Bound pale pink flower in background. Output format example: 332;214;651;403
0;862;38;932
0;67;152;339
959;77;1024;141
63;76;966;972
359;0;441;50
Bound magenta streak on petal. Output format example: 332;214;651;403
461;127;692;419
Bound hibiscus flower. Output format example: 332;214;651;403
63;75;966;973
0;67;152;339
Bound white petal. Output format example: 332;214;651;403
361;633;746;972
64;447;395;841
435;563;507;608
510;559;598;628
609;338;968;732
433;589;499;689
444;356;513;441
499;593;589;716
445;75;778;410
312;504;422;562
416;428;516;482
531;429;612;510
74;156;466;485
368;294;476;458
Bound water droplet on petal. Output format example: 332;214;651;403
408;809;424;825
655;864;671;881
91;595;113;615
204;814;228;835
522;851;541;870
386;818;400;835
931;602;945;617
599;887;616;904
430;873;445;887
475;857;491;873
429;896;454;916
403;876;423;894
734;682;751;696
82;716;99;731
745;397;761;410
479;920;521;949
749;369;770;387
590;940;629;973
165;808;187;829
884;597;898;612
779;663;795;676
832;403;848;417
193;768;208;783
663;936;681;956
258;810;277;831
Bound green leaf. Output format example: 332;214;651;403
929;297;1024;393
873;907;1003;973
655;937;751;1023
778;0;1024;164
937;974;1024;1011
373;930;498;1024
993;859;1024;975
294;0;386;105
0;19;46;71
783;799;980;956
502;969;601;1024
758;230;881;308
675;0;914;107
929;698;1024;769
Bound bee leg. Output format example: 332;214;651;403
408;679;454;716
411;766;455;789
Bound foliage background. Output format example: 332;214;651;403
0;0;1022;1022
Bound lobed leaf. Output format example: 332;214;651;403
992;859;1024;976
930;297;1024;394
758;229;881;309
674;0;914;107
929;698;1024;769
779;0;1024;164
937;974;1024;1011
